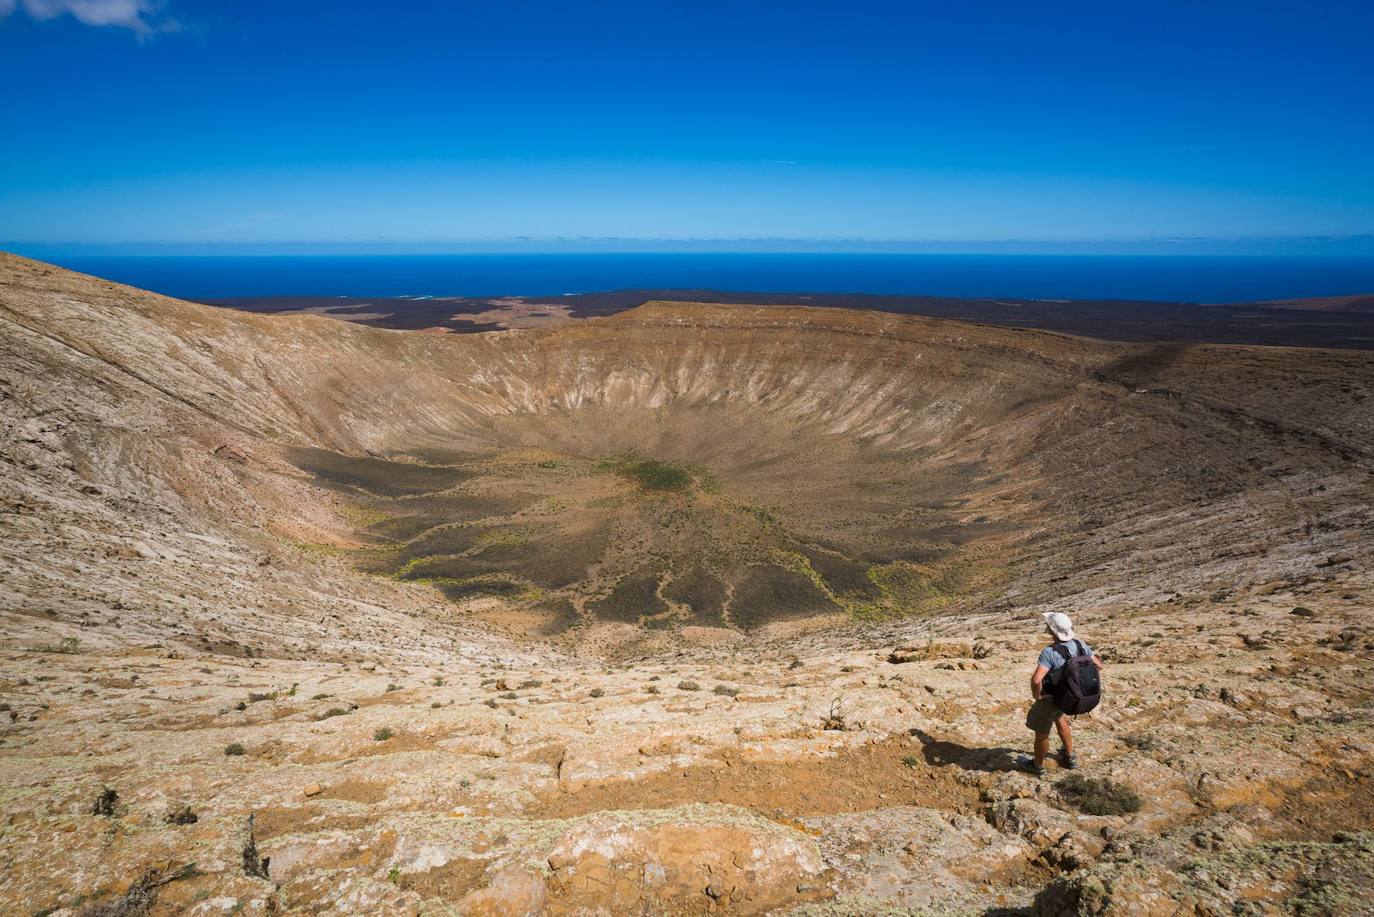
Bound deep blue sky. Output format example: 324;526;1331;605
2;1;1373;251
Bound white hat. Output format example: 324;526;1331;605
1042;612;1076;641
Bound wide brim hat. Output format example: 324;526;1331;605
1042;612;1075;641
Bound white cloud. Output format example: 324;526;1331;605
2;0;172;33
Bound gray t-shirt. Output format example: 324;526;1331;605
1037;640;1093;674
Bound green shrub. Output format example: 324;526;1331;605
589;687;605;698
1056;774;1142;815
374;727;394;742
617;459;692;491
677;680;700;691
224;743;246;756
713;685;740;697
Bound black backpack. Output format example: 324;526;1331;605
1048;640;1101;715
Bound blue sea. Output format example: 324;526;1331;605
37;253;1374;302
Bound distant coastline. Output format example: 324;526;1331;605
20;251;1374;304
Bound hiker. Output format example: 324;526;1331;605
1017;611;1102;776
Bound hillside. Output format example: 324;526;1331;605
1;252;1372;915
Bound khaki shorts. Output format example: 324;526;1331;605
1026;697;1064;733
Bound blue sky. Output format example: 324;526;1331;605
2;0;1373;251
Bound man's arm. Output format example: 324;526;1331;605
1031;664;1049;700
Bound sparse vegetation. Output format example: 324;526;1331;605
38;636;80;654
823;697;846;731
79;863;198;917
91;786;118;817
589;572;667;623
374;726;394;741
242;814;270;879
589;687;605;698
1122;733;1158;752
224;742;246;756
713;684;740;697
316;707;350;720
677;680;701;691
1056;774;1143;815
607;457;694;492
165;805;198;825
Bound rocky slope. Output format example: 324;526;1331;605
1;252;1372;915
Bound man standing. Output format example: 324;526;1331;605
1018;611;1102;776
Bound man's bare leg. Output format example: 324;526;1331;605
1055;716;1074;758
1033;731;1051;768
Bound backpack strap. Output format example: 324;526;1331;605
1050;641;1073;664
1073;639;1085;656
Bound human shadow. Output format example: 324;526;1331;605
910;728;1022;773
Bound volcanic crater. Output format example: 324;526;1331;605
2;253;1373;915
261;297;1372;644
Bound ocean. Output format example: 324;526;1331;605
34;253;1374;303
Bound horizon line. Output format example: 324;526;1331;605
7;234;1374;258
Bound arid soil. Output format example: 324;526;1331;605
2;252;1373;915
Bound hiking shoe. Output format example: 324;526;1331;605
1015;755;1045;776
1059;752;1079;769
